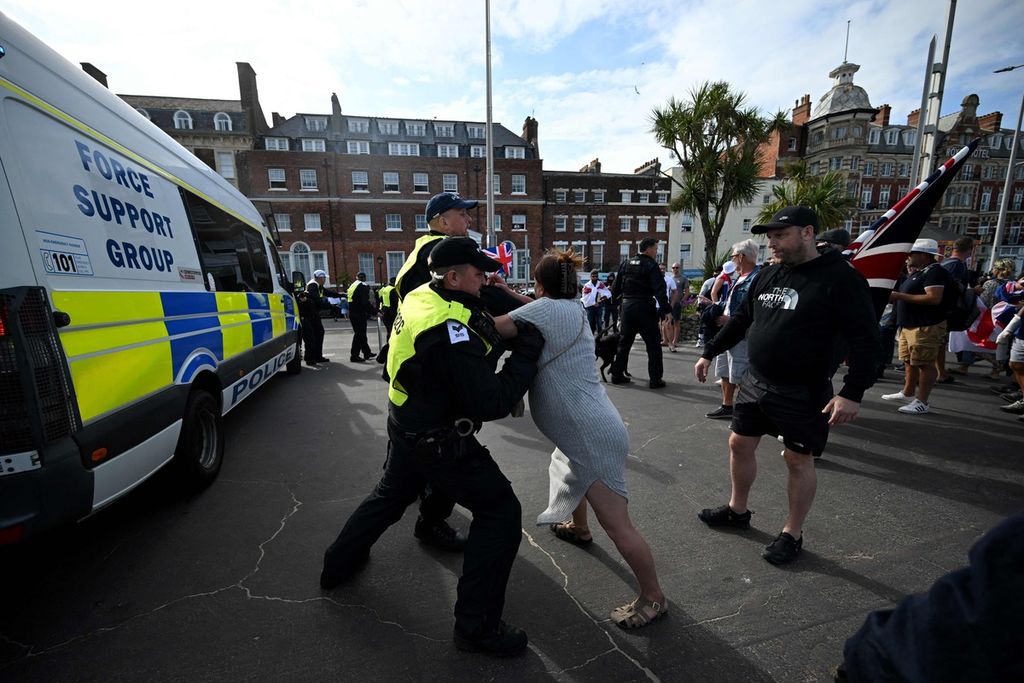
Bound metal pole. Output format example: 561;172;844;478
989;91;1024;273
919;0;956;184
484;0;496;249
910;36;936;184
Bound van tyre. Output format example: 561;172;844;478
173;389;224;489
286;336;302;375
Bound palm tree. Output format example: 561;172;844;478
651;81;787;277
757;160;855;230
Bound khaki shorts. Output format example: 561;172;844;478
898;322;947;365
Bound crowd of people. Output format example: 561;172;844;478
309;192;1022;676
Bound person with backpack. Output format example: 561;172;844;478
881;239;954;415
938;237;983;381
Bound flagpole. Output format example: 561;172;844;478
484;0;496;249
988;91;1023;273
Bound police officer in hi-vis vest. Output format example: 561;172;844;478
378;277;398;335
302;269;340;366
610;237;671;388
320;237;544;657
346;272;376;363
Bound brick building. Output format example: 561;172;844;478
97;62;270;190
243;98;543;285
781;61;1024;268
541;158;672;274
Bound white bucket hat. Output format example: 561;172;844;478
910;238;940;255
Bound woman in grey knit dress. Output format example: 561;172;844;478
495;248;667;629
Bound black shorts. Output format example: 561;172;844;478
730;373;833;456
671;302;683;321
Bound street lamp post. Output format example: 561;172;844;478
988;65;1024;273
375;255;384;285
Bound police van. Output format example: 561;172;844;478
0;14;303;544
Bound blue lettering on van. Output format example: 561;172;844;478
226;347;294;410
105;239;174;272
73;185;174;238
75;140;154;198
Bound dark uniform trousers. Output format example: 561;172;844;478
611;297;664;381
323;421;521;636
302;313;326;362
349;312;372;360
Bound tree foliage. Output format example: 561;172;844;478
757;160;855;230
651;81;787;275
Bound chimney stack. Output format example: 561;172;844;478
236;62;269;135
522;116;539;157
873;104;891;126
579;158;601;174
792;94;811;126
978;111;1003;132
80;63;108;88
907;108;921;128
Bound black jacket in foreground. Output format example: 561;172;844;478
612;253;670;316
702;249;880;403
389;283;539;435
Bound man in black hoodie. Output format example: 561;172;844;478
693;207;880;565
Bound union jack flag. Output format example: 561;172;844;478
483;240;516;276
848;138;979;319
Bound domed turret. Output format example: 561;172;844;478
811;62;873;119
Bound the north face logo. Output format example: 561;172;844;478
758;287;799;310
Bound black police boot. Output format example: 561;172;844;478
453;621;528;657
610;374;632;385
414;516;466;552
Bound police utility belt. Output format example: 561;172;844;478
390;417;479;462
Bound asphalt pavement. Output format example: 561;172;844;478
2;319;1022;682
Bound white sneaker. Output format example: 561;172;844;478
881;391;912;402
897;399;930;414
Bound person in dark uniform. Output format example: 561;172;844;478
320;237;545;657
301;269;340;366
346;272;376;363
609;237;671;388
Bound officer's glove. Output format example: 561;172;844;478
508;320;545;363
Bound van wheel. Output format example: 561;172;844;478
286;335;302;375
173;389;224;489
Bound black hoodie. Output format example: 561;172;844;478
702;249;880;402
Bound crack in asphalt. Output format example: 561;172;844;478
522;529;660;682
0;482;438;671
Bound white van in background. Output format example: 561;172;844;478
0;13;302;544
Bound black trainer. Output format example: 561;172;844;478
762;531;802;565
414;517;466;552
697;504;751;529
649;379;666;389
705;405;734;420
316;357;331;363
610;374;632;385
319;551;369;590
454;621;528;657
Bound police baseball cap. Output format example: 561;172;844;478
425;192;478;222
752;206;820;234
429;237;502;272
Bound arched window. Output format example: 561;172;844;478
214;112;232;132
288;241;329;283
173;110;193;130
136;108;150;120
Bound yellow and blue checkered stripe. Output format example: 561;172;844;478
53;290;297;423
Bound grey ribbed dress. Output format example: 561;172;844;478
508;298;630;525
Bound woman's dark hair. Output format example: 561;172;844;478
534;248;584;299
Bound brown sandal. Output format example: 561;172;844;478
550;521;593;546
610;596;668;629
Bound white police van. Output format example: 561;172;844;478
0;13;302;544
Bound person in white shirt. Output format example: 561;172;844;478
581;269;611;334
659;263;679;351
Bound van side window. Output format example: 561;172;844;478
181;191;274;293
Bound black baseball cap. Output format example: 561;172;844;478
425;192;478;222
752;206;819;234
428;237;502;272
816;227;851;248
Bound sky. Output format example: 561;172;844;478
4;0;1022;174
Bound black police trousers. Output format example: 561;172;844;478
611;297;663;381
302;314;325;362
322;421;522;637
349;314;373;360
